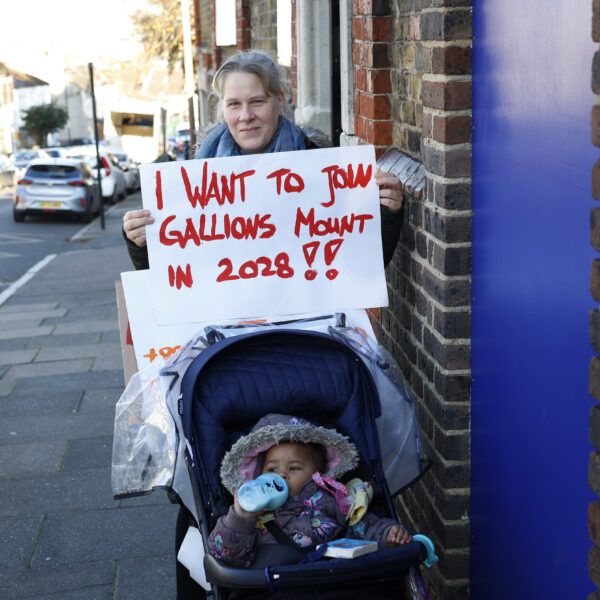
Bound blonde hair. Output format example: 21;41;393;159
212;51;292;119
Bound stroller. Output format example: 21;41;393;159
112;313;436;599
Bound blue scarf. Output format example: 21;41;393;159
195;117;306;159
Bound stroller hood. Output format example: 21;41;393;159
220;413;359;494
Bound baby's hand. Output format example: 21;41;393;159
386;525;413;547
233;490;265;519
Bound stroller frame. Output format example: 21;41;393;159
178;326;432;598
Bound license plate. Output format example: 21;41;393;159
38;202;61;208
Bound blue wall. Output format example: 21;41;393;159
471;1;596;597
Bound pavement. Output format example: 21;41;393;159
0;194;179;599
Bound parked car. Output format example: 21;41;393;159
13;159;101;223
0;154;16;187
112;152;140;192
13;149;50;180
43;147;71;159
69;151;126;204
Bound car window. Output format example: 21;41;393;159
16;151;39;161
114;153;127;162
26;164;79;178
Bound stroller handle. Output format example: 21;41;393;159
412;534;438;568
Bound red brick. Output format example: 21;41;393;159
353;0;391;16
593;208;600;250
593;260;600;302
357;91;391;119
589;501;600;545
422;80;471;110
354;16;392;42
594;161;600;200
425;114;472;144
590;543;600;589
592;357;600;401
352;42;390;68
423;145;471;178
432;45;472;75
593;106;600;148
354;68;391;94
372;120;393;145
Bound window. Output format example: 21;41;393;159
277;0;292;67
215;0;236;46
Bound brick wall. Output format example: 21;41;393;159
352;1;473;598
590;1;600;596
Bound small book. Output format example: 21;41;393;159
318;538;378;559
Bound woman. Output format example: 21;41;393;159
122;51;405;599
123;51;404;269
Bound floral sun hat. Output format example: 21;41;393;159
220;414;359;494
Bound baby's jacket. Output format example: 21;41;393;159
208;477;400;568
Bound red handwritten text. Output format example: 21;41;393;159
181;163;256;209
294;207;373;237
159;213;276;248
320;163;372;207
267;168;305;194
217;253;294;282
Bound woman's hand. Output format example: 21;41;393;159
375;170;404;213
123;209;154;248
386;525;413;548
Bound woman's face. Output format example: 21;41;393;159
222;71;283;154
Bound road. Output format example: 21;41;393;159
0;185;127;290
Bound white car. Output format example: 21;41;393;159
69;151;126;204
113;152;140;193
0;154;16;187
13;149;50;181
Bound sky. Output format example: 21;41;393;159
0;0;146;79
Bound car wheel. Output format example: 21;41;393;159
13;209;24;223
80;202;93;223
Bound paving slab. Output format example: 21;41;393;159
24;331;102;349
0;348;37;365
6;357;93;379
0;388;81;418
10;370;124;395
0;308;67;321
0;324;54;340
0;412;115;445
32;504;179;566
0;440;67;477
0;560;115;599
78;387;123;411
61;436;114;472
0;514;44;571
115;555;175;600
35;343;118;363
0;316;45;329
0;467;115;517
0;301;59;314
53;321;119;335
92;353;125;372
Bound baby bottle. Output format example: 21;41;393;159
237;473;288;512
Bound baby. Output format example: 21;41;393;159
208;414;412;568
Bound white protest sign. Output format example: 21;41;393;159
121;269;377;371
140;145;388;325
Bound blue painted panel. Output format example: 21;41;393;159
471;1;596;597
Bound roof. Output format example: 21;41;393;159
0;62;49;88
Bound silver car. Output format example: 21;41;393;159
13;149;50;180
113;152;140;193
14;159;101;223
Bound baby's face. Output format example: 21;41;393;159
262;443;318;497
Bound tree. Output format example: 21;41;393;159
20;103;68;147
131;0;195;72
